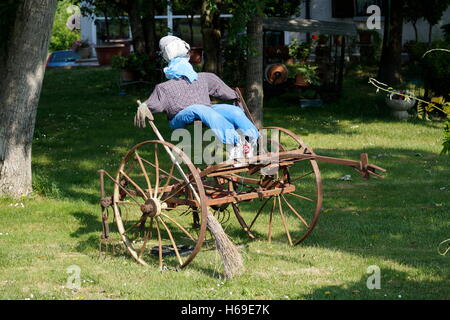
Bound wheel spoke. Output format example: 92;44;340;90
158;217;183;266
135;151;152;196
155;219;163;269
138;218;153;259
290;170;314;183
268;197;276;243
161;212;196;242
120;170;148;200
141;157;183;183
158;162;175;200
289;192;314;202
249;196;272;230
282;194;309;228
277;196;293;246
154;144;160;198
124;214;147;234
103;170;142;206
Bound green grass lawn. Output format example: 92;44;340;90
0;66;448;300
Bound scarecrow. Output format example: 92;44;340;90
134;35;259;163
134;36;251;278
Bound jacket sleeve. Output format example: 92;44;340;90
205;72;238;101
143;85;167;114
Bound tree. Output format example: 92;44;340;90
245;10;264;128
201;0;223;74
0;0;58;197
404;0;450;44
173;0;202;45
226;0;300;127
422;0;450;45
378;0;405;85
404;0;424;42
78;0;157;55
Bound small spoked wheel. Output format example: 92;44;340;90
233;127;323;245
112;140;208;269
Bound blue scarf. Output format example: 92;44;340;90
163;57;198;83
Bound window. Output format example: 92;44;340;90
332;0;385;18
332;0;355;18
354;0;384;17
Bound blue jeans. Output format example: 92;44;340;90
169;104;259;145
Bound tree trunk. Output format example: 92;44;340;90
378;0;404;85
102;8;110;42
412;20;418;42
127;0;146;55
201;0;222;74
428;22;433;46
245;13;264;128
0;0;57;197
142;0;156;54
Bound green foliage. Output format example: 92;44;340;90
287;39;311;61
442;23;450;43
32;172;62;199
287;63;320;86
441;102;450;155
421;42;450;97
111;53;162;81
222;38;247;87
49;0;80;52
2;67;447;300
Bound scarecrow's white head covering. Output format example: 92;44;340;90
159;35;190;62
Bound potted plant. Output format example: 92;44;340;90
71;40;91;59
112;53;156;82
385;90;416;120
288;39;311;62
287;63;320;87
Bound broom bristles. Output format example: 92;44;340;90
206;210;244;279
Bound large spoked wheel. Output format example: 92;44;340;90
112;140;208;269
233;127;323;245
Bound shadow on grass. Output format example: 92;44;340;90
301;268;450;300
35;67;449;287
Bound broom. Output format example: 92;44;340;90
207;210;244;279
137;101;244;279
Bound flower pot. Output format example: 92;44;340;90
386;93;416;120
95;44;127;66
189;47;203;65
77;47;91;59
265;64;288;85
121;69;140;82
295;74;310;87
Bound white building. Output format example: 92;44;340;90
80;0;450;56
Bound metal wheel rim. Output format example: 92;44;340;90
112;140;208;268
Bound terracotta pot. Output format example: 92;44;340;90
95;44;127;66
77;47;90;59
264;63;288;85
283;57;295;65
121;69;140;82
359;31;372;44
295;74;310;87
189;47;203;65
